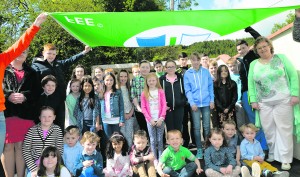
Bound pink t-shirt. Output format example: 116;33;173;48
14;68;25;83
166;74;177;84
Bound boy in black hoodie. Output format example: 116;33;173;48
35;75;64;130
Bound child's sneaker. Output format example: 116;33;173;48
262;169;273;177
196;148;203;159
251;162;261;177
273;171;289;177
241;166;252;177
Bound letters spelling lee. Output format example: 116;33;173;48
64;16;95;26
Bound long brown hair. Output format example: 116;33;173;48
117;70;131;95
143;73;162;100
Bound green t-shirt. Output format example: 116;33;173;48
160;145;195;170
156;72;165;78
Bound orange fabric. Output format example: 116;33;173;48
0;25;40;111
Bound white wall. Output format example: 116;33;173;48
271;29;300;160
271;29;300;70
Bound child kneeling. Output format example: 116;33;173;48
74;131;104;177
130;130;156;177
157;130;203;177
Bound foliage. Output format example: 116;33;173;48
271;12;295;33
166;0;198;10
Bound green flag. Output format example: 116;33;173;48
49;5;300;47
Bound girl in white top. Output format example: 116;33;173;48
117;70;138;148
103;132;133;177
37;146;71;177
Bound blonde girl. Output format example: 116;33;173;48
141;73;167;164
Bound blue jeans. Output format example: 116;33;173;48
190;106;210;149
80;166;104;177
242;91;268;150
0;112;5;155
163;162;197;177
103;123;120;138
147;122;165;160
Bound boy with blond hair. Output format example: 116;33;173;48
74;131;103;177
240;124;288;177
63;125;83;176
131;64;140;78
157;130;203;177
226;58;249;128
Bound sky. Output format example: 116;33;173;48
176;0;300;40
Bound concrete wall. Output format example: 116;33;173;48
271;28;300;70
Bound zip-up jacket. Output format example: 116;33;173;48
100;89;125;123
31;52;85;100
3;63;38;120
184;67;214;107
0;25;40;111
159;72;186;110
237;27;261;93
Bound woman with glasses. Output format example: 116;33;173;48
248;36;300;171
159;60;186;132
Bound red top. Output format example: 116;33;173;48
0;25;40;111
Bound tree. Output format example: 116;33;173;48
271;12;295;33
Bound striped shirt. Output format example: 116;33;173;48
22;123;63;172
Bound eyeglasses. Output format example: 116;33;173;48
256;45;269;51
166;66;176;69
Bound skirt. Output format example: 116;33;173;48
5;116;35;143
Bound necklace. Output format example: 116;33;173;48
259;56;273;65
259;58;271;65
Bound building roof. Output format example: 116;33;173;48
268;23;293;40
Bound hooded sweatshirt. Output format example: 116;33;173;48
183;67;214;107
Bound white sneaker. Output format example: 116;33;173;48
266;154;274;162
251;162;261;177
241;166;252;177
273;171;290;177
281;163;291;170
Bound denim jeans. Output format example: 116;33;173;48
80;166;104;177
242;91;268;150
103;123;120;138
190;106;210;149
163;162;197;177
0;112;5;155
147;122;165;160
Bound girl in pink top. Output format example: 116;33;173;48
141;73;167;164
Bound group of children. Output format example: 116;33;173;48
23;105;290;177
28;50;290;176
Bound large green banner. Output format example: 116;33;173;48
49;5;300;47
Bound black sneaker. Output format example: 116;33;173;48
262;169;273;177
